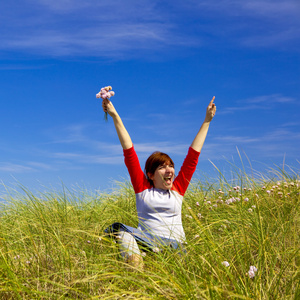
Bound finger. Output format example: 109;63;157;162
210;96;215;105
102;98;111;105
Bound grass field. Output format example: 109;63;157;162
0;165;299;299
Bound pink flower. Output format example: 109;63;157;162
96;85;116;121
96;86;115;100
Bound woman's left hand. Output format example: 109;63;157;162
205;96;216;122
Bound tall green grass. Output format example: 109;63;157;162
0;167;299;299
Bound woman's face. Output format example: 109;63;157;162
148;162;175;190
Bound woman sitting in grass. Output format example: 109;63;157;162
103;96;216;270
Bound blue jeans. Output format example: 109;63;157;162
104;222;186;253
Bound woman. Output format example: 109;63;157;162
103;96;216;270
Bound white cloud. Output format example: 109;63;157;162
0;163;34;173
51;152;124;165
1;0;298;58
214;136;260;144
191;0;300;18
245;94;295;104
219;94;297;114
207;125;300;160
27;162;56;170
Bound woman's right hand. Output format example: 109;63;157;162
102;98;117;118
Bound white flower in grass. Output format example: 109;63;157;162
222;261;230;267
248;208;253;213
213;204;218;208
197;213;203;219
252;205;256;209
244;197;249;202
248;270;255;278
14;255;20;260
141;252;147;257
207;200;211;205
196;201;200;206
194;234;200;239
225;198;232;205
250;266;258;272
248;265;258;278
153;247;160;253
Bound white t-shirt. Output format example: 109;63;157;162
124;146;200;242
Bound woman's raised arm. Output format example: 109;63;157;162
190;97;216;152
102;99;133;150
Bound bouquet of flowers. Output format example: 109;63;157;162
96;86;115;121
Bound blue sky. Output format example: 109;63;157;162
1;0;299;193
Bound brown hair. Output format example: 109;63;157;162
145;151;174;186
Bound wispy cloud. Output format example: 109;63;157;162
244;94;295;104
0;163;34;173
186;0;300;49
1;0;298;58
219;94;297;114
51;152;124;165
193;0;300;18
0;0;183;57
208;126;300;160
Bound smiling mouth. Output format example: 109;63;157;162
164;177;172;184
